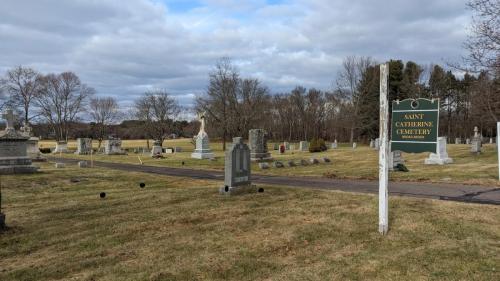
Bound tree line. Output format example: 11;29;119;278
0;57;497;147
0;67;185;147
0;0;496;147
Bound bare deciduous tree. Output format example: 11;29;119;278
465;0;499;73
3;66;43;124
135;89;180;146
36;72;94;141
89;97;121;147
335;56;374;143
196;57;239;151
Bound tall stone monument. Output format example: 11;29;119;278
219;137;256;195
75;138;92;155
424;137;453;165
249;129;272;162
0;109;38;175
471;126;482;154
191;113;214;159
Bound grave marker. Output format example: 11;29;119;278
424;137;453;165
76;138;92;155
249;129;272;162
0;109;38;175
191;113;214;159
220;137;256;195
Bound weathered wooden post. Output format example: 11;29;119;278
379;63;389;235
497;122;500;181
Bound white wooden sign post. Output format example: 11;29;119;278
497;122;500;181
379;63;389;235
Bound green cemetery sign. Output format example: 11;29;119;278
391;98;439;153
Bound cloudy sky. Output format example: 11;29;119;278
0;0;471;109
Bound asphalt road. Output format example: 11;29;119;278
49;157;500;205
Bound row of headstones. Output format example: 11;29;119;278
221;136;395;196
57;138;183;156
259;157;331;169
273;140;352;152
54;138;126;155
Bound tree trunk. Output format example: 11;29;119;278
222;130;227;151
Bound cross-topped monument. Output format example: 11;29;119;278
198;112;206;134
191;111;214;159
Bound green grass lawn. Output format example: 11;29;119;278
46;139;500;186
0;163;499;280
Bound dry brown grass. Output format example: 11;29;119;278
47;139;500;186
0;163;499;280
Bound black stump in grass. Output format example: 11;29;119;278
100;192;106;199
139;182;146;188
181;161;185;166
258;188;264;193
0;212;5;230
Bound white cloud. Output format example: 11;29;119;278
0;0;471;108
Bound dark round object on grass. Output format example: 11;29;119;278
224;185;229;192
100;192;106;198
139;182;146;188
181;161;185;166
258;188;264;193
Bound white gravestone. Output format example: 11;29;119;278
53;141;68;153
352;142;357;149
151;140;163;157
331;140;338;149
299;141;309;151
470;126;481;154
75;138;92;155
283;142;290;150
424;137;453;165
191;113;214;159
388;143;405;170
105;138;126;155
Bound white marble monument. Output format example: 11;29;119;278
75;138;92;155
53;141;69;153
151;140;163;157
470;126;481;154
191;113;214;159
424;137;453;165
105;137;126;155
